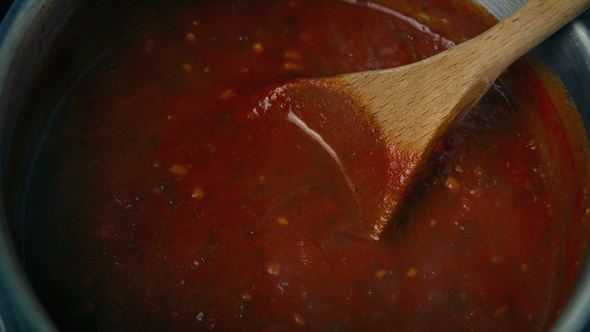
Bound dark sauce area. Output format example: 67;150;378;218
17;0;590;331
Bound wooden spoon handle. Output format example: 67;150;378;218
468;0;590;83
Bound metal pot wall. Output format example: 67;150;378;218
0;0;589;330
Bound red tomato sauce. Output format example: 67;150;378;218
22;0;577;331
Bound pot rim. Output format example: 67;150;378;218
0;0;60;330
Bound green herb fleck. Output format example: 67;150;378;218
285;194;299;206
218;111;234;122
128;237;137;251
168;194;179;205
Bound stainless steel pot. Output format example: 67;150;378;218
0;0;589;330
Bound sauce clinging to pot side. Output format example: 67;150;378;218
21;0;587;331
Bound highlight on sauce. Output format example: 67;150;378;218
18;0;590;331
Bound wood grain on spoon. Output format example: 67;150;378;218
284;0;590;240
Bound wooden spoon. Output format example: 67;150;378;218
269;0;590;240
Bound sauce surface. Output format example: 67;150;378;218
24;0;565;331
